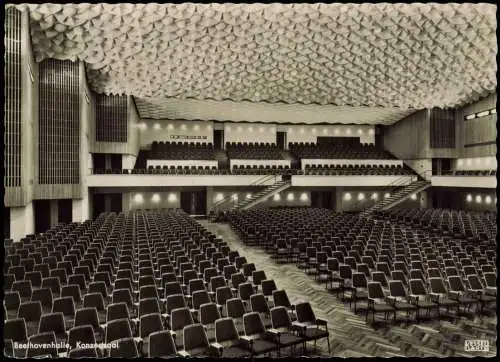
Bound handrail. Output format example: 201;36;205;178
209;174;278;212
353;175;415;214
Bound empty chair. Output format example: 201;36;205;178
38;312;67;342
171;307;195;348
52;296;76;319
366;282;395;324
294;302;330;354
26;331;59;358
4;291;21;312
12;280;32;300
4;318;28;352
68;347;99;358
241;312;280;356
270;306;305;355
213;317;252;358
447;276;480;313
105;318;133;344
226;298;247;335
148;330;177;358
110;337;139;358
178;323;214;357
67;325;96;351
74;308;103;338
429;277;459;315
387;281;418;321
199;303;220;342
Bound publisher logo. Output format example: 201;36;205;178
465;340;489;352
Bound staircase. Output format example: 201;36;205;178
359;180;432;217
235;180;291;210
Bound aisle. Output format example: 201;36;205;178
200;220;399;357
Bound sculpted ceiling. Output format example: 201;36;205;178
12;3;498;110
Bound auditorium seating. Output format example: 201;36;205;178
303;164;413;176
226;142;283;160
232;165;298;176
149;141;215;160
229;208;496;325
290;143;395;159
3;210;327;358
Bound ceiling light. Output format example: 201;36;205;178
344;193;352;201
311;128;317;134
151;193;160;203
466;194;472;203
334;128;340;135
465;114;476;120
139;123;147;131
134;194;144;203
477;110;489;118
180;124;187;131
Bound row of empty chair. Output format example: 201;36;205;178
375;208;497;243
441;170;496;176
228;208;496;327
290;143;395;159
149;142;215;160
4;209;329;358
304;164;413;176
226;143;283;160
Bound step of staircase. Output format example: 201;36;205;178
237;180;291;210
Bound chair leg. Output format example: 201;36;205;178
327;337;331;354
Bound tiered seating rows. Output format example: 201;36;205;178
226;142;283;160
290;143;395;160
150;142;215;160
4;210;329;358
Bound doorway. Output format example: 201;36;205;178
180;190;207;215
214;130;224;150
34;200;51;234
277;132;286;150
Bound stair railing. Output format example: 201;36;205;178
208;174;278;213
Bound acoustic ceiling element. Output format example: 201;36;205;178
17;3;497;109
135;97;416;125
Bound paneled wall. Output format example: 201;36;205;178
383;110;429;159
458;93;497;157
429;108;455;149
454;157;497;171
139;119;214;147
127;96;140;157
95;94;127;142
37;59;80;188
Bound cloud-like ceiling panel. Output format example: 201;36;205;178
16;3;497;108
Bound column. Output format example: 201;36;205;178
335;187;343;212
10;202;34;242
50;199;59;227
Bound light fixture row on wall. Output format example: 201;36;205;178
456;157;496;167
344;192;393;201
138;122;212;131
226;125;275;133
466;194;496;204
134;193;178;203
213;192;309;202
465;108;496;120
288;127;374;136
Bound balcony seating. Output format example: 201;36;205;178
289;143;395;159
226;142;283;160
149;141;215;160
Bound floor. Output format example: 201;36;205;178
200;220;497;358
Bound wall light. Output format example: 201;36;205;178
344;193;352;201
248;126;253;132
167;124;174;131
357;193;365;201
311;128;317;134
346;128;351;135
466;159;472;166
226;125;231;131
134;194;144;203
215;193;224;202
457;159;463;167
371;193;378;200
323;128;328;135
237;126;243;132
194;124;200;131
287;192;294;201
368;129;374;135
466;194;472;203
288;127;293;134
357;128;363;135
259;127;265;133
300;192;308;201
139;123;147;131
465;114;476;120
232;193;238;201
334;128;340;135
154;123;161;130
384;193;391;199
168;193;177;203
206;124;212;130
300;128;305;134
485;195;492;204
246;193;252;199
490;109;496;114
273;193;281;201
475;195;482;204
151;193;160;203
477;110;490;118
410;193;417;200
180;124;187;131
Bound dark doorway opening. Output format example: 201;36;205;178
34;200;51;234
180;190;207;214
277;132;286;150
4;207;10;239
310;191;335;209
58;199;73;224
214;130;224;150
92;194;106;220
109;194;123;213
